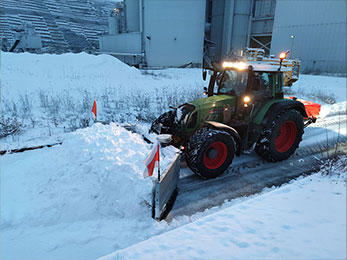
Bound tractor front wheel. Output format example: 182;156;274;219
186;128;235;179
255;109;304;161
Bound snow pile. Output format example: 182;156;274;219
2;123;182;259
1;52;142;99
100;157;347;260
2;123;159;229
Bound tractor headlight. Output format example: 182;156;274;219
243;96;251;108
243;96;251;103
222;61;233;68
222;61;247;70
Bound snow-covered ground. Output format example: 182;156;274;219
1;123;177;260
1;52;346;260
100;157;347;260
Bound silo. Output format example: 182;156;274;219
125;0;140;32
108;9;120;35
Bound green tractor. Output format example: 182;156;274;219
150;55;320;179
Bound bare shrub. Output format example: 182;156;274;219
318;115;343;175
0;116;21;138
320;156;347;176
81;91;92;113
39;90;49;111
19;94;33;119
48;96;61;117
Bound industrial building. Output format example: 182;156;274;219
1;0;346;74
270;0;346;74
0;0;115;53
99;0;206;67
99;0;346;74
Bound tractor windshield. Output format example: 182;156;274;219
217;70;248;96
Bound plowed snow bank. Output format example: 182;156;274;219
2;123;158;228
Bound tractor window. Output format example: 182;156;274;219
260;73;270;91
272;73;283;93
277;73;283;92
217;70;248;96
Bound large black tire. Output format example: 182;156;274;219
186;128;235;179
255;109;304;162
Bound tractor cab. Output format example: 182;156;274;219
215;61;284;97
209;60;285;119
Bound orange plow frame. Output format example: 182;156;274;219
286;96;321;120
286;96;321;127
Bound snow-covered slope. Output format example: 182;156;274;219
100;158;347;260
0;51;204;150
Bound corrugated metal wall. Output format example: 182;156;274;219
271;0;346;74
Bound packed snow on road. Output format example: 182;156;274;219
1;52;346;260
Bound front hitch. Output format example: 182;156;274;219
149;110;176;135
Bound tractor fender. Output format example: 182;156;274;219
261;100;308;127
204;121;241;156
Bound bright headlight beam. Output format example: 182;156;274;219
243;96;251;103
222;61;247;70
222;61;233;68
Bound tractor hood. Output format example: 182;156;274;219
184;94;236;129
188;95;235;111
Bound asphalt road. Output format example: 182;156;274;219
166;139;347;222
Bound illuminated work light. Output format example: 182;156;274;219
279;52;286;60
222;61;247;70
222;61;233;68
243;96;251;103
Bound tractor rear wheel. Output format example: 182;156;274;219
255;109;304;161
186;128;235;179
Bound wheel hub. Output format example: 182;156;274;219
203;142;228;170
275;121;297;153
206;148;218;159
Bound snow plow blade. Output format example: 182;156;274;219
287;96;321;119
152;153;180;220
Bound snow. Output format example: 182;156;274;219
290;74;346;103
1;123;177;260
0;51;204;150
100;157;347;260
1;51;346;260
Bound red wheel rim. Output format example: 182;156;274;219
275;121;297;153
203;142;228;169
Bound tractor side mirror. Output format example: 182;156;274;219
203;70;207;81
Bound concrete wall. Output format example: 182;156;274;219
143;0;206;67
270;0;347;74
99;32;141;54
